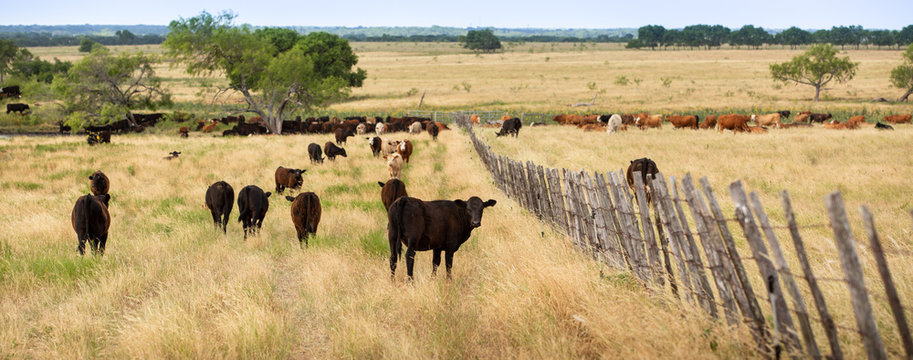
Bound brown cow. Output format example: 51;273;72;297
824;121;859;130
397;139;413;163
625;158;659;203
635;114;663;129
275;166;305;194
286;192;321;248
72;193;111;255
717;114;750;133
747;126;769;133
579;123;605;131
201;121;217;133
368;136;382;157
470;114;480;124
89;171;109;196
179;126;189;138
883;114;911;124
668;115;699;129
387;196;496;280
848;115;866;125
205;181;234;233
428;122;440;140
699;115;717;129
378;179;408;211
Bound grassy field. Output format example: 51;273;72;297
477;123;913;358
0;130;756;358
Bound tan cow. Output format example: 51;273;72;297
635;114;663;129
387;153;404;179
751;113;781;128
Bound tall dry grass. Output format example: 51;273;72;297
479;124;913;358
0;130;754;358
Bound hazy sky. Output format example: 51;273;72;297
1;0;910;30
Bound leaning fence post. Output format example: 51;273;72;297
825;192;887;360
860;206;913;359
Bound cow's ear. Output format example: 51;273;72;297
265;192;272;198
378;181;385;187
99;194;111;207
483;199;497;208
286;196;295;202
454;199;467;208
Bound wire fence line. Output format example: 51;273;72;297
453;113;912;360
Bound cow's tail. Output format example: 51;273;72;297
83;194;92;241
388;198;405;260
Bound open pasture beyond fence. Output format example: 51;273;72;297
454;113;913;359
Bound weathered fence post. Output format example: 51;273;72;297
670;176;718;318
632;171;664;285
651;175;690;301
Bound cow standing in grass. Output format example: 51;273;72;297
237;185;271;239
72;193;111;255
205;181;234;233
286;192;321;248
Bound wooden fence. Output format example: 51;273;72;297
453;113;913;359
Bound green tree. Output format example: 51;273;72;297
460;28;502;53
637;25;666;50
10;49;72;83
0;38;18;83
729;25;771;49
163;11;367;133
897;25;913;47
890;43;913;102
777;27;811;49
116;30;137;44
770;43;858;102
78;38;96;53
55;46;170;124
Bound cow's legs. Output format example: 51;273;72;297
220;213;229;234
445;250;454;279
90;237;100;254
211;210;221;229
431;249;442;277
98;233;107;256
77;233;88;255
405;246;416;280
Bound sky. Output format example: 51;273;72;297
1;0;911;30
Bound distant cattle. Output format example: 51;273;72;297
6;103;29;114
335;127;355;145
308;143;324;164
376;122;386;136
356;123;368;135
237;185;271;239
230;122;269;136
496;117;522;137
86;130;111;145
635;115;663;129
809;113;833;123
275;166;306;194
876;122;894;130
324;141;348;161
717;114;750;133
368;136;382;157
89;171;109;196
387;153;404;179
699;115;717;129
848;115;866;125
286;192;321;248
626;158;659;203
747;126;769;133
201;121;217;133
793;112;811;122
387;196;496;279
163;151;181;160
751;113;781;128
179;127;189;138
409;122;423;134
57;121;71;134
883;114;911;124
668;115;699;129
381;139;399;159
378;179;408;211
205;181;234;233
428;122;439;140
605;114;623;135
72;193;111;255
397;139;413;163
470;114;480;124
776;110;791;119
779;123;813;129
0;85;21;98
823;121;857;130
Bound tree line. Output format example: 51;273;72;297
1;30;165;47
628;25;913;50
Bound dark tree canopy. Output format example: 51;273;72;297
891;43;913;102
770;43;858;102
460;29;502;53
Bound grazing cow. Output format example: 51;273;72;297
179;127;189;138
883;114;911;124
308;143;324;164
72;193;111;255
163;151;181;160
717;114;750;133
237;185;271;239
335;127;355;145
809;113;833;123
397;139;413;163
274;166;306;194
470;114;480;124
381;139;399;159
375;122;386;136
205;181;234;233
604;114;623;135
848;115;866;125
378;179;408;211
876;122;894;130
201;121;217;133
387;153;404;179
89;171;109;196
496;117;522;137
387;196;496;280
777;110;791;119
751;113;781;128
0;85;22;98
286;192;321;248
626;158;659;203
356;123;367;135
368;136;382;157
324;141;348;161
409;122;423;134
635;115;663;129
428;122;439;140
6;103;30;114
699;115;717;129
793;113;810;122
747;126;769;133
668;115;700;129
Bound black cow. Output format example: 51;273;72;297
89;170;109;196
387;196;496;280
205;181;234;233
237;185;271;239
809;113;833;123
324;141;347;161
87;131;111;145
232;122;269;136
496;117;522;137
71;193;111;255
876;122;894;130
6;103;29;114
0;85;21;98
368;137;381;157
776;110;791;119
286;192;321;248
308;143;324;164
428;122;439;140
57;121;71;134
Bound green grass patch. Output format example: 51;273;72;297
3;181;42;190
0;254;102;283
32;142;81;154
358;229;388;258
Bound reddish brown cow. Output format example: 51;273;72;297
883;114;911;124
397;139;413;163
668;115;699;129
635;114;663;129
717;114;751;133
378;179;408;211
89;171;109;196
275;166;306;194
848;115;866;125
699;115;717;129
747;126;769;133
286;192;321;248
72;193;111;255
